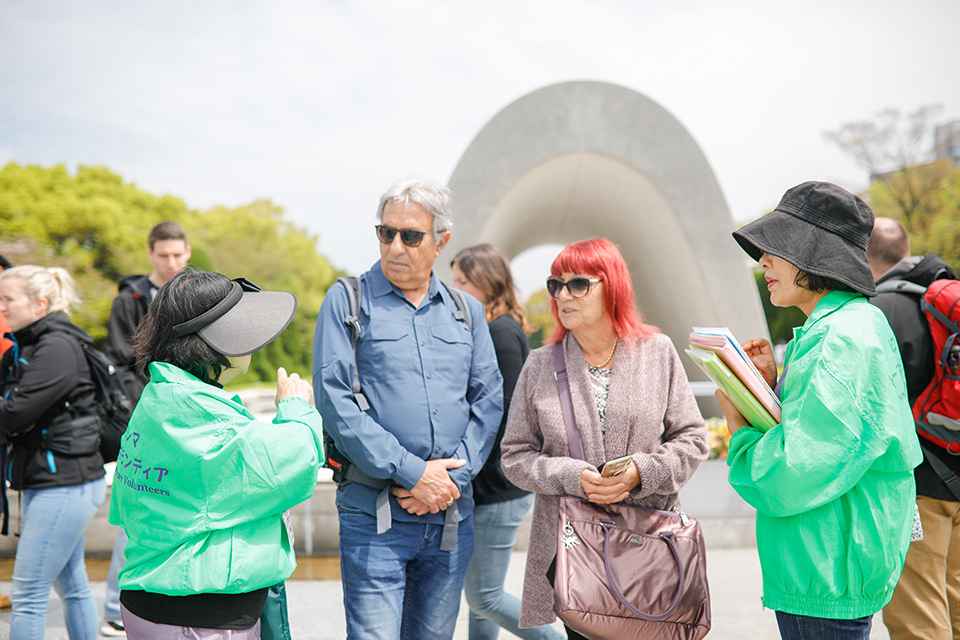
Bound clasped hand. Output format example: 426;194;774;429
580;460;640;504
391;458;465;515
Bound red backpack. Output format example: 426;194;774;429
911;279;960;453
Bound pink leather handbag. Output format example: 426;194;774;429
551;343;711;640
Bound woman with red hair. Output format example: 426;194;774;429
501;238;708;639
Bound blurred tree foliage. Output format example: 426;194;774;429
0;162;341;383
863;159;960;271
525;288;557;350
825;105;960;272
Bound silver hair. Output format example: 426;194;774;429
376;176;453;234
0;265;81;315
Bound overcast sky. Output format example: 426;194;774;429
2;0;958;296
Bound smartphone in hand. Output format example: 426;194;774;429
600;455;632;478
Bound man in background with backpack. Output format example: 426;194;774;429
869;216;960;640
313;177;503;640
100;220;190;637
106;221;191;402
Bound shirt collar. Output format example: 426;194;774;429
793;289;864;340
368;260;442;303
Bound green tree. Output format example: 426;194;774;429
0;162;341;382
0;163;193;341
863;159;960;271
824;104;960;271
525;288;556;350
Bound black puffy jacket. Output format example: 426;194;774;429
105;274;154;403
0;311;105;490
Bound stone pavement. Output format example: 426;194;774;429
0;546;891;640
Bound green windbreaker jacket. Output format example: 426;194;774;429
728;291;922;619
109;362;324;595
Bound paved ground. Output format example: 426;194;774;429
0;546;891;640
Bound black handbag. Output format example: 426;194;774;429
551;342;711;640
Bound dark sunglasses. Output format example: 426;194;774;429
375;225;435;248
546;276;602;299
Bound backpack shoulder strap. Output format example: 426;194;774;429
336;276;369;411
339;276;362;345
875;279;928;296
441;282;473;333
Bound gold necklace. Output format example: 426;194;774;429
585;336;619;369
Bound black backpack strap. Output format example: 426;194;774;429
333;276;467;547
441;283;473;333
338;276;370;411
920;439;960;502
875;279;927;296
332;277;391;533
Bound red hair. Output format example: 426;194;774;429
547;238;659;344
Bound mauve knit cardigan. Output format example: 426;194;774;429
501;331;709;628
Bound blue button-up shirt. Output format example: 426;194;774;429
313;261;503;524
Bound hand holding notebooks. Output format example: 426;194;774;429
686;327;782;431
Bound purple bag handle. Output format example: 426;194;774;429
552;342;687;621
552;342;585;460
601;522;687;620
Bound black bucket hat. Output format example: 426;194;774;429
732;181;877;296
172;277;297;357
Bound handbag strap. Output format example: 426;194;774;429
601;521;687;620
553;342;585;461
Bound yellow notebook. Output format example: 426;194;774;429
685;346;778;432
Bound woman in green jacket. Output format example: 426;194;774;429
109;270;323;639
717;182;922;640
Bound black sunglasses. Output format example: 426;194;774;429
375;225;435;248
546;276;602;299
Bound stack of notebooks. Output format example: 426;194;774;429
685;327;782;432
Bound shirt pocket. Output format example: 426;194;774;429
358;322;412;380
428;323;473;383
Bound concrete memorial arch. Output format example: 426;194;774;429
441;80;770;402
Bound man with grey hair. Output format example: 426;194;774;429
313;177;503;639
868;217;960;640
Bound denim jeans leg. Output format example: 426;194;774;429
465;495;563;640
103;527;127;624
775;611;873;640
10;478;106;640
401;513;474;640
338;508;412;640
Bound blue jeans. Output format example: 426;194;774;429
338;506;474;640
103;526;127;624
775;611;872;640
11;477;106;640
464;495;563;640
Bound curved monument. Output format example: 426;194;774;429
443;80;769;397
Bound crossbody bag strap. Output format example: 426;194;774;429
920;439;960;502
552;341;584;461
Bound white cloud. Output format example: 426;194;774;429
2;0;959;277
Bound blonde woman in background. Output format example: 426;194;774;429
0;266;106;640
